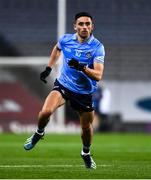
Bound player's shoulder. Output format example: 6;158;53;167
59;33;74;43
91;36;104;48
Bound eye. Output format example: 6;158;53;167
85;22;91;26
78;22;84;26
77;22;91;27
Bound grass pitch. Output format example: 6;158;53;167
0;133;151;179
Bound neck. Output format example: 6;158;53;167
77;34;90;43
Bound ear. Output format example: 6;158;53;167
92;23;94;31
73;23;77;31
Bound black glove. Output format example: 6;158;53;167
68;59;85;71
40;66;52;83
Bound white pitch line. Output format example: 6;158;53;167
0;164;111;168
0;142;80;147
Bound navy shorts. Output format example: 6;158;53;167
52;79;94;112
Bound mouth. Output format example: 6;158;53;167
79;31;90;39
81;31;89;37
82;31;88;34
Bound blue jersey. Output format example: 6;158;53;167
57;33;105;94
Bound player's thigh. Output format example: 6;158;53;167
42;90;65;113
78;111;94;126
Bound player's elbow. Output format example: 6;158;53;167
95;72;103;81
95;76;102;82
94;67;104;81
92;74;102;81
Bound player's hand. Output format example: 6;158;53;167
68;59;85;71
40;66;52;83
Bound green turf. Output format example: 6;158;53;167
0;133;151;179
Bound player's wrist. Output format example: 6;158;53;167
82;65;86;72
46;66;52;73
79;64;86;71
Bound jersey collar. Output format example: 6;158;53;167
72;33;94;44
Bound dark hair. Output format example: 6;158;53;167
74;12;92;21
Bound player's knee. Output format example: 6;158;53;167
81;123;91;131
40;108;53;118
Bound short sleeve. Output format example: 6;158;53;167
57;42;61;49
94;44;105;64
57;34;65;50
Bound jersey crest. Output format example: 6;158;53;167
86;52;92;58
75;49;82;57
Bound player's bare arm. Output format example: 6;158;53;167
48;44;61;68
83;62;104;81
40;44;61;83
68;59;104;81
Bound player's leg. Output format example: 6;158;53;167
78;110;96;169
37;90;65;131
79;111;93;152
24;90;65;150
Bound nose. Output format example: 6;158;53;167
82;23;87;29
